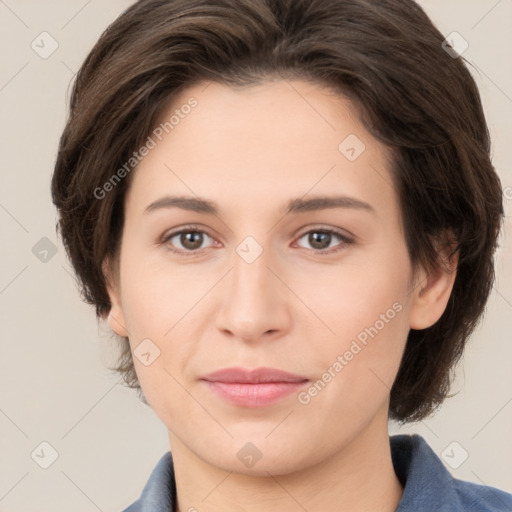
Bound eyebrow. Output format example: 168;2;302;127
144;194;376;216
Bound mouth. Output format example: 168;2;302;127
201;367;309;407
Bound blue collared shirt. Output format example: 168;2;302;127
122;434;512;511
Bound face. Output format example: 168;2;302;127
105;79;451;476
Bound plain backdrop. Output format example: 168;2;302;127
0;1;511;510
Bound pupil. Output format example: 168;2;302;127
182;232;202;249
310;232;329;249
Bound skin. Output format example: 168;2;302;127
104;79;457;512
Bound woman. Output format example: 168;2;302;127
51;0;512;510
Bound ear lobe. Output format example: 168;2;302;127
101;258;129;337
107;309;129;337
409;236;459;330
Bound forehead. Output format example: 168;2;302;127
125;79;398;223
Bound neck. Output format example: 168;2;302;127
169;409;403;512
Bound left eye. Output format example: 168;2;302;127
295;229;352;253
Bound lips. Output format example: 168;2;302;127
202;367;308;384
201;367;309;407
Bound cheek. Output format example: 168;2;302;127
118;243;215;338
294;289;410;442
313;287;408;391
295;246;412;403
117;248;215;407
293;251;410;346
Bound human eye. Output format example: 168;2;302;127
160;224;218;256
294;226;354;254
158;224;353;257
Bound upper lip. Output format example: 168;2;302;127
202;367;308;384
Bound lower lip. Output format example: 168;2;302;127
203;381;308;407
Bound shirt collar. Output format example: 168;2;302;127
391;434;460;511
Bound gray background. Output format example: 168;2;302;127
0;1;511;510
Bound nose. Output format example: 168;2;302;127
215;242;291;343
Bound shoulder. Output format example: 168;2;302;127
390;434;512;512
453;478;512;512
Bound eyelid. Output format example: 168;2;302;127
294;224;355;241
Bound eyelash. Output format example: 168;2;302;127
160;224;354;257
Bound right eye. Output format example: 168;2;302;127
161;226;218;255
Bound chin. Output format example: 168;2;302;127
194;433;323;477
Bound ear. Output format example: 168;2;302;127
409;233;459;330
102;258;129;337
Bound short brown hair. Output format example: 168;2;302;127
51;0;504;423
